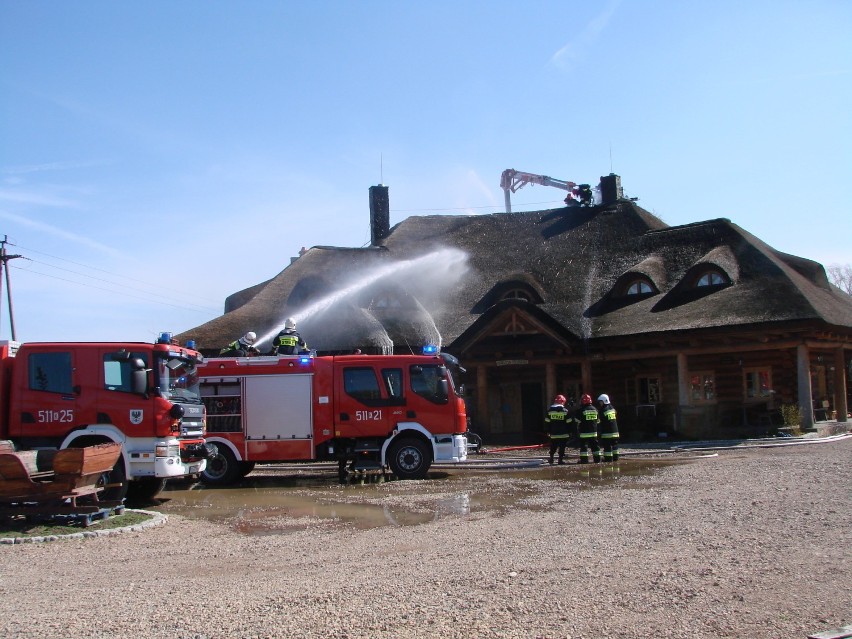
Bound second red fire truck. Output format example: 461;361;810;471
197;348;468;483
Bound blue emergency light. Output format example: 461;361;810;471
422;344;439;355
186;340;196;349
157;332;172;344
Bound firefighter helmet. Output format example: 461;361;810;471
597;393;610;404
284;318;296;331
581;393;593;405
243;331;257;345
554;394;566;405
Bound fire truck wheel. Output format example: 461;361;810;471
98;456;129;502
387;437;431;480
238;461;256;478
126;477;168;502
200;443;240;485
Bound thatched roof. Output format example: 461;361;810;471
178;198;852;354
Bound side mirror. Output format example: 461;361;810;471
130;359;148;395
131;369;148;395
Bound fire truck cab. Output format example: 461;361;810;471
0;337;209;501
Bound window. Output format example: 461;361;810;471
343;367;382;403
500;289;532;302
689;371;716;403
372;294;402;309
696;270;727;287
410;364;448;404
743;367;772;401
103;352;148;393
28;352;73;394
382;368;403;399
561;381;582;406
637;376;661;403
626;280;653;295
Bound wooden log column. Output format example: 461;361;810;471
676;353;689;433
545;363;556;405
834;347;848;422
797;344;815;430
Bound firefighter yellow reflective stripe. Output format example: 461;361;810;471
599;433;619;438
579;432;597;438
603;409;616;419
277;336;298;346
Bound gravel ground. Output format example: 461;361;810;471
1;436;850;639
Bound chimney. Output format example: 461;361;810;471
369;184;390;245
599;173;623;205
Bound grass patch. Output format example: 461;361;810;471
0;510;155;539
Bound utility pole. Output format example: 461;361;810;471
0;235;22;341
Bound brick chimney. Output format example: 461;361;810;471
599;174;623;205
369;184;390;245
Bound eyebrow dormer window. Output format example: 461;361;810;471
501;289;532;302
373;294;402;309
696;270;728;287
626;280;653;295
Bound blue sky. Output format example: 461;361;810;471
1;1;850;344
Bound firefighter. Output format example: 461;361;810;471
219;332;259;357
597;393;620;462
544;395;574;465
271;318;308;355
577;393;601;464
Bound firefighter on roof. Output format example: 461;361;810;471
597;393;620;462
271;318;309;355
544;395;575;465
220;332;260;357
577;393;601;464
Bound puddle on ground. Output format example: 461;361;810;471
152;456;691;535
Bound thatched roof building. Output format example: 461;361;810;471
180;175;852;441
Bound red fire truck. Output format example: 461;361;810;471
197;348;468;483
0;335;210;501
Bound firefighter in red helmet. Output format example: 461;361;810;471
544;394;575;465
576;393;601;464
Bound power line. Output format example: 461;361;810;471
7;241;222;307
11;264;219;314
13;256;218;314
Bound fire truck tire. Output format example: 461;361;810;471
238;461;256;478
126;477;168;502
98;456;129;502
200;443;240;485
387;437;431;480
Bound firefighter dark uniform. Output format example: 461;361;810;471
544;395;574;465
271;318;308;355
219;332;259;357
577;393;601;464
597;394;620;462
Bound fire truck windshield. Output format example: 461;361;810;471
157;355;202;403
